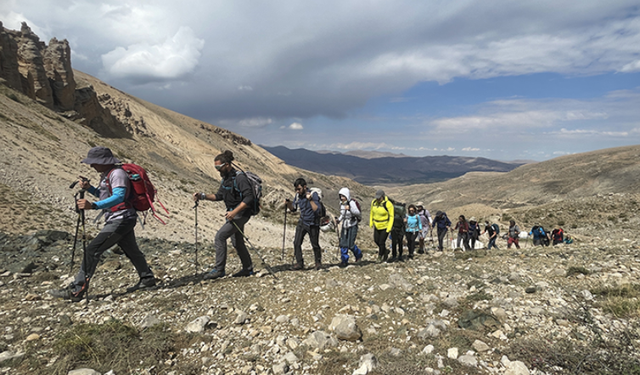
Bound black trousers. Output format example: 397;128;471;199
293;221;322;265
373;227;389;257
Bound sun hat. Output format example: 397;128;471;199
416;201;424;206
81;147;121;165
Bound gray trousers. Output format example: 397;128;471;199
73;218;153;291
214;216;253;272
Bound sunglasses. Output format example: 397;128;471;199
215;163;226;170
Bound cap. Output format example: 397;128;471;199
375;189;385;199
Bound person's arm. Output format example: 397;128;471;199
369;201;374;228
385;201;394;233
308;191;319;212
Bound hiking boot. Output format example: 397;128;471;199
315;262;322;270
355;254;363;263
417;248;425;254
49;285;85;302
126;276;156;292
387;256;396;263
232;268;254;277
203;269;225;280
377;254;383;262
407;254;413;260
339;262;348;268
292;263;304;271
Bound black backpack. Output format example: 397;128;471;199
492;223;500;234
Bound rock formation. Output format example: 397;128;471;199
43;37;76;110
0;21;23;91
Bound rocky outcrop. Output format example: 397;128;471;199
15;22;53;108
0;22;23;91
0;22;129;137
43;37;76;110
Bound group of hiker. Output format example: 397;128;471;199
51;147;573;303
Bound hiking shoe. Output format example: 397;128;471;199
292;263;304;271
417;249;424;254
203;269;225;280
339;262;348;268
407;254;413;260
355;255;363;263
232;268;254;277
315;262;322;270
377;254;383;262
49;285;85;302
126;277;156;292
387;256;396;263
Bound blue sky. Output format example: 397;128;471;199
2;1;640;161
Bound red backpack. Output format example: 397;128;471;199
106;164;169;224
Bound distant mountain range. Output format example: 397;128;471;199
261;146;525;185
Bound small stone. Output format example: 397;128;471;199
25;333;40;341
185;316;210;333
68;369;102;375
235;310;249;324
24;293;41;301
447;347;458;359
505;360;531;375
422;345;435;354
472;340;490;352
458;354;477;367
525;286;537;294
272;362;289;375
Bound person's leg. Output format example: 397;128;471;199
73;220;132;291
390;230;400;258
397;231;405;258
407;232;416;257
507;237;513;249
463;232;470;250
293;221;308;266
117;218;154;279
309;225;322;266
231;216;253;271
213;220;239;273
418;231;425;253
515;237;520;249
437;229;446;251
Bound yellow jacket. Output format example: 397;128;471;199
370;197;394;232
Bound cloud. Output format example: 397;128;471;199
219;117;273;128
462;147;480;152
280;122;303;130
101;26;204;82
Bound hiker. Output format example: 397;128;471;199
336;187;363;267
370;190;394;262
50;147;155;302
285;178;323;270
404;204;422;259
551;226;564;245
468;217;480;250
529;223;547;246
389;200;406;262
416;202;432;253
193;150;255;280
482;220;500;250
507;220;521;249
432;211;451;251
454;215;470;250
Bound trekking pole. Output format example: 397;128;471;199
231;220;278;279
70;197;82;273
77;189;89;305
282;204;287;261
193;200;199;276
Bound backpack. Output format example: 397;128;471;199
492;223;500;234
350;198;362;222
106;164;169;224
308;187;327;218
232;170;262;215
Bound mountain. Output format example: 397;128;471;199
261;146;523;184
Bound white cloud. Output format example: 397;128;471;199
286;122;304;130
219;117;273;128
462;147;480;152
101;26;204;81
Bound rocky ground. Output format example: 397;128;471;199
0;222;639;375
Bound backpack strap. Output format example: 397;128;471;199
104;167;132;212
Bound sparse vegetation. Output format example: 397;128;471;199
566;266;591;277
591;284;640;318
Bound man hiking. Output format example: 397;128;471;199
285;178;323;270
507;220;521;249
432;211;451;251
193;150;255;280
482;220;500;250
50;147;155;301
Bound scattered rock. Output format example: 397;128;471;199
67;369;101;375
329;315;362;341
184;316;210;333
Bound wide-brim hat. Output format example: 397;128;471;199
81;146;121;165
470;217;477;222
416;201;424;207
375;189;385;199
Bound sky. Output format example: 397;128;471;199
2;0;640;161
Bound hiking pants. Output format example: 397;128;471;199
293;221;322;266
469;233;478;250
507;237;520;249
457;232;470;250
215;216;253;272
73;218;153;291
373;227;389;257
391;228;404;257
340;225;362;263
437;228;448;251
487;236;498;250
406;231;418;256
